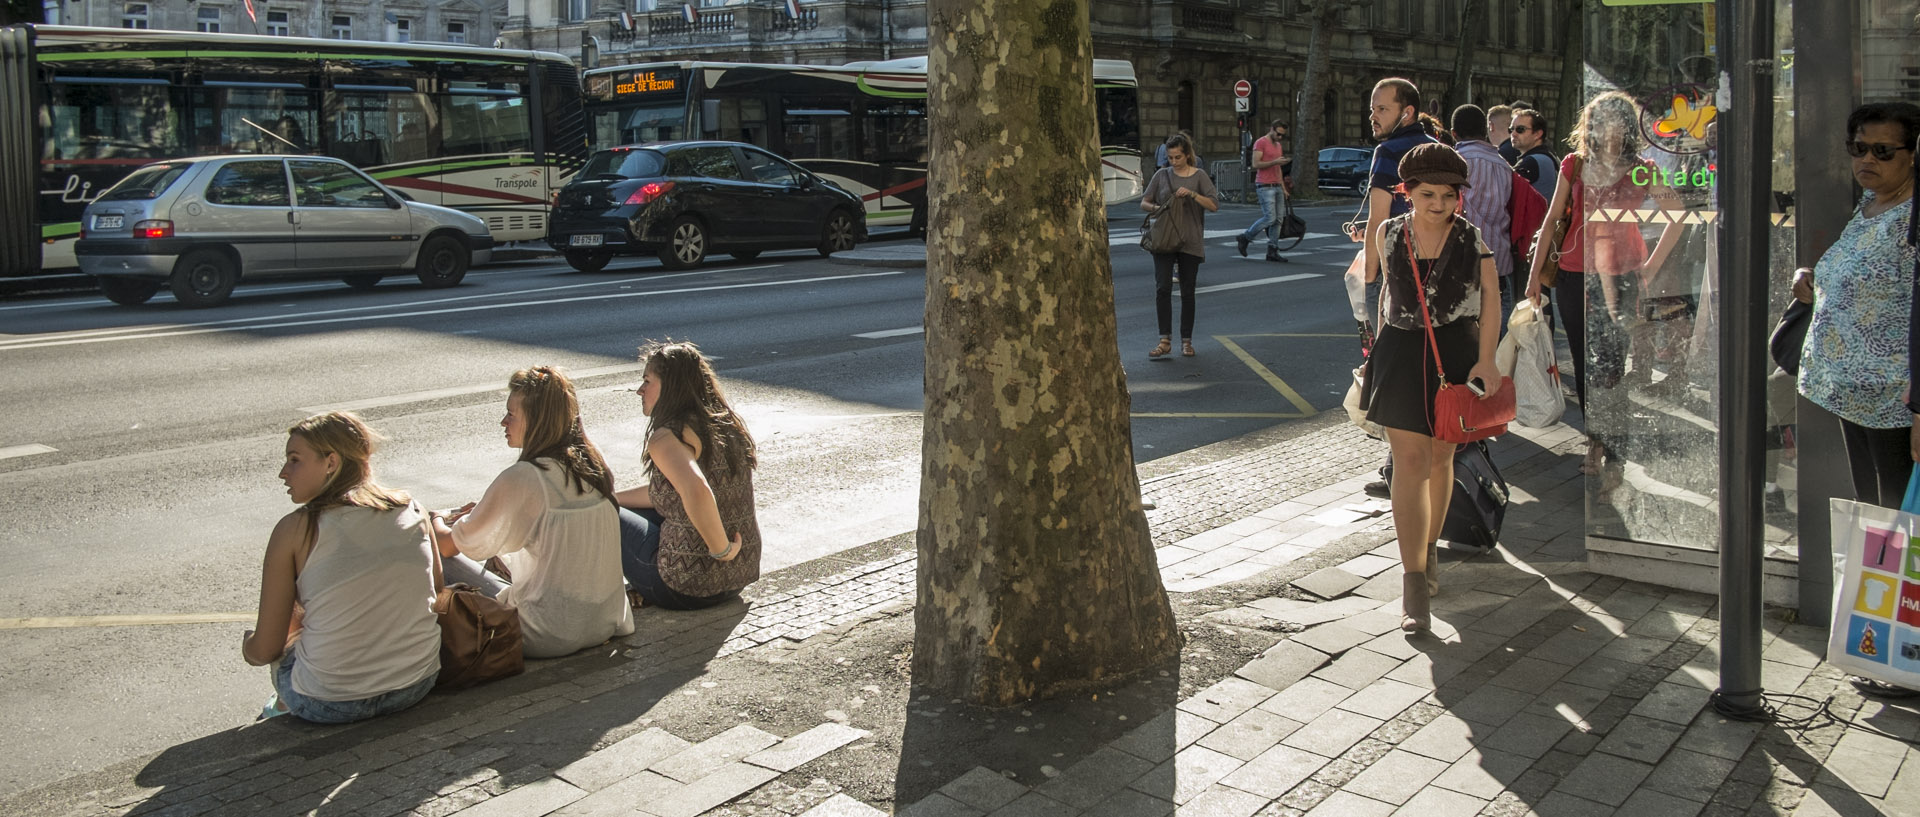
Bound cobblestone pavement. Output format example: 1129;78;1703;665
17;417;1918;817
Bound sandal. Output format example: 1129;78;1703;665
1149;338;1172;358
1181;339;1195;357
1580;441;1607;475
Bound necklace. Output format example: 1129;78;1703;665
1410;219;1450;258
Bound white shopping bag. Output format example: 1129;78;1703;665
1344;366;1384;440
1497;298;1565;428
1826;498;1920;689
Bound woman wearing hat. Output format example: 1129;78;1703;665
1359;143;1503;632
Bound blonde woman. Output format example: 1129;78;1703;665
244;412;439;723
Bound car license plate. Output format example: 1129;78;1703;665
570;234;603;247
95;215;122;230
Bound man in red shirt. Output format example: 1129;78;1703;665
1236;119;1293;263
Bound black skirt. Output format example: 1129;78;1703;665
1360;321;1481;435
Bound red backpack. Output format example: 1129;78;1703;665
1507;170;1548;261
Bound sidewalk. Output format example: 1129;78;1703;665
13;417;1916;817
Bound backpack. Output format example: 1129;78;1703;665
1441;441;1509;550
1507;169;1548;263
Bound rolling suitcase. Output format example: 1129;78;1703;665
1442;440;1509;550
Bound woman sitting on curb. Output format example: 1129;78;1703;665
617;341;762;610
244;411;440;723
430;366;635;658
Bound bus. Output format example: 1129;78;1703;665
0;24;588;276
577;57;1143;232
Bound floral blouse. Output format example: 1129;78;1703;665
1799;193;1918;429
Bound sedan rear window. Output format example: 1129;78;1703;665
97;163;190;201
579;148;666;180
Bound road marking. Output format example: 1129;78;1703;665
0;443;58;460
1132;412;1295;419
1193;273;1320;294
300;362;653;414
853;326;924;339
0;266;534;313
0;270;902;352
0;612;255;630
1216;335;1317;417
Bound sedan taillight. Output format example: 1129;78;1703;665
134;220;174;239
625;181;675;206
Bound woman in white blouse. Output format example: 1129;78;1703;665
429;366;634;658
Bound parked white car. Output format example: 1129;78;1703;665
76;155;492;307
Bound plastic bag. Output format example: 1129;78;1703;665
1344;366;1384;439
1343;250;1370;324
1501;298;1565;428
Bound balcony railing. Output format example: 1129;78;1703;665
648;11;736;36
771;9;819;32
1178;6;1235;33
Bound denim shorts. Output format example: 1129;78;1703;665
273;652;437;724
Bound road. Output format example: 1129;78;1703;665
0;199;1372;798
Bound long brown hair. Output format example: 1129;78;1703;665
286;411;411;546
640;340;756;477
510;366;616;500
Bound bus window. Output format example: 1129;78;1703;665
442;85;529;156
42;77;182;162
861;99;926;165
1097;86;1140;152
600;105;683;146
193;84;316;155
324;86;432;166
699;97;767;146
781;98;853;161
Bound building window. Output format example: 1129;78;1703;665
331;15;352;39
567;0;588;21
266;10;290;36
122;3;149;28
196;6;221;32
446;21;467;43
395;18;411;42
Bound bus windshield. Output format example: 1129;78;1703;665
593;104;686;146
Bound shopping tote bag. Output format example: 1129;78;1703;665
1826;494;1920;688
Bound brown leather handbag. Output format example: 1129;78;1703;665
431;583;524;690
1532;155;1582;288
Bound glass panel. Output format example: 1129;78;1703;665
860;98;924;165
683;146;743;180
41;79;181;162
699;96;767;146
205;160;290;206
289;160;389;207
781;97;852;161
740;149;798;185
440;88;530;156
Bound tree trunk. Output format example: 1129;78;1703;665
1291;0;1350;197
1445;0;1486;114
1557;0;1587;142
915;0;1182;707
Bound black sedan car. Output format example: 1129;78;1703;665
548;141;867;271
1316;146;1373;195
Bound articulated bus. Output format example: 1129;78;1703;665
0;24;588;276
577;57;1143;231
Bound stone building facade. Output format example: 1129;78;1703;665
44;0;509;47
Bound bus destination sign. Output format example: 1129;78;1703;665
615;70;680;97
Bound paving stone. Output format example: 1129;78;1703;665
1282;708;1386;758
1131;745;1244;805
651;724;781;783
1552;752;1653;807
1594;714;1686;764
1340;749;1447;806
1033;747;1157;809
1428;747;1533;799
1084;788;1173;817
1631;682;1711;725
1217;743;1328;799
1180;677;1280;723
744;723;867;772
1311;649;1402;691
1238;641;1332;692
937;768;1028;813
1486;657;1572;695
1196;707;1304;761
1338;554;1401;578
1781;784;1880;817
1383;785;1486;817
796;793;887;817
1256;596;1382;628
1643;749;1737;803
553;728;692;793
1258;677;1357;722
1333;679;1430;722
1528;791;1613;817
652;762;779;817
986;792;1074;817
446;776;586;817
1300;790;1396;817
1173;784;1268;817
1395;714;1479;763
897;793;985;817
1351;571;1406;602
1112;708;1222;763
1344;609;1407;637
1481;712;1572;758
1817;728;1908;799
1443;684;1535;727
1293;624;1375;656
1293;568;1370;600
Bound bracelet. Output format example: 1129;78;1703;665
710;536;740;560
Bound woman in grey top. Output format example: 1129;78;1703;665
1141;133;1220;358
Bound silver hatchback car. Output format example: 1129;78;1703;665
76;155;493;307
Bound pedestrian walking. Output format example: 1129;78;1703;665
1356;144;1502;633
428;366;635;658
1524;91;1687;476
1238;119;1293;263
1141;132;1220;358
1489;104;1520;165
1510;108;1558;201
246;411;440;723
615;341;763;610
1451;105;1516;325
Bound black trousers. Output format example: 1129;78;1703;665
1554;269;1587;412
1840;419;1915;509
1153;252;1201;339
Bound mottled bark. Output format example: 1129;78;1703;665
914;0;1181;707
1557;0;1587;140
1291;0;1357;197
1445;0;1486;114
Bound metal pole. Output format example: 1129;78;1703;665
1716;0;1772;715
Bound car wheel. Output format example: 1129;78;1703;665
818;210;857;257
99;276;162;306
564;250;613;273
169;249;239;308
342;274;383;291
659;217;707;269
415;234;469;288
729;250;761;262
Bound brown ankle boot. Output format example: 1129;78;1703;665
1427;541;1440;597
1402;572;1431;632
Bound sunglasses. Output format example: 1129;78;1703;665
1510;125;1533;134
1847;141;1912;161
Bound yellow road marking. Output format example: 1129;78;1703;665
0;612;254;630
1215;335;1318;417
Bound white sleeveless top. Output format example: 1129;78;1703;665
451;459;635;658
291;503;441;701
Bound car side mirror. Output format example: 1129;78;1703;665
392;190;414;203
